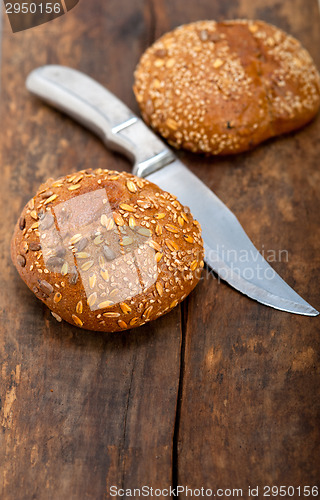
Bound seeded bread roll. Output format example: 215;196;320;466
133;19;320;155
11;169;204;332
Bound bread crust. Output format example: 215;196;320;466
11;169;204;332
133;19;320;155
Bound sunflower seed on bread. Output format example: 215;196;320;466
11;168;204;332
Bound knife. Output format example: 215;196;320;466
26;65;319;316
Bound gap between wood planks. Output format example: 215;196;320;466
172;299;189;497
120;353;137;493
146;0;157;47
145;2;188;494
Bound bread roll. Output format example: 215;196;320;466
133;20;320;155
11;169;204;332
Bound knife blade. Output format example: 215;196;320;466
26;65;319;316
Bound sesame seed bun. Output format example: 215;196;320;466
11;169;204;332
133;20;320;155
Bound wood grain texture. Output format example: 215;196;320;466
0;1;182;499
163;0;320;496
0;0;319;499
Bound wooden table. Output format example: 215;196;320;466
0;1;319;498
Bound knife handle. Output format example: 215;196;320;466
26;65;175;177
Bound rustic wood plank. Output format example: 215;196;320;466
1;0;320;498
167;0;320;495
0;1;182;498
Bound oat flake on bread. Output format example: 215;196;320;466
11;169;204;332
133;19;320;155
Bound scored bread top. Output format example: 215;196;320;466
11;168;204;332
134;19;320;155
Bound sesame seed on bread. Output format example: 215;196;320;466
133;19;320;155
